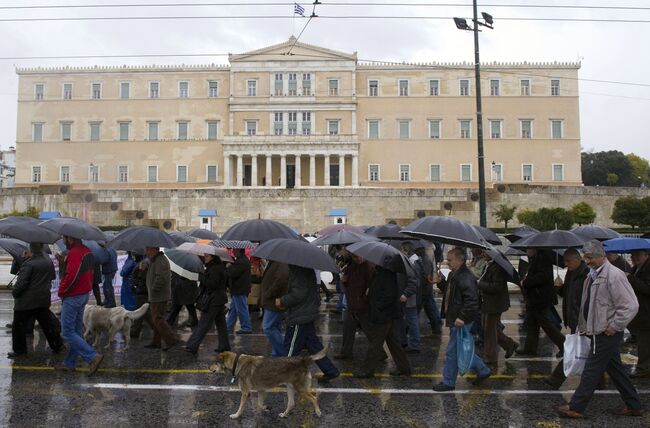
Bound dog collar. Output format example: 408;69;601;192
230;353;240;384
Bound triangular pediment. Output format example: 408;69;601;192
229;37;357;62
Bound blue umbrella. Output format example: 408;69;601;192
604;238;650;253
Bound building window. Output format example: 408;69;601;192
398;120;410;139
177;165;187;182
522;164;533;182
521;120;532;139
368;164;380;181
207;121;218;140
178;81;189;98
551;120;563;139
551;79;560;96
520;79;530;96
287;111;297;135
61;122;72;141
429;79;440;96
368;120;380;139
492;163;503;182
177;121;189;140
118;165;128;183
368;80;378;96
461;164;472;181
147;121;159;141
273;73;283;96
120;82;130;99
273;112;283;135
328;120;340;135
247;80;257;97
398;79;409;96
460;120;471;139
208;80;218;97
302;73;311;96
89;122;101;141
302;111;311;135
91;83;102;99
89;165;99;183
460;79;470;96
118;122;130;141
63;83;73;100
399;164;410;182
553;164;564;182
32;123;44;142
489;120;502;139
490;79;500;96
288;73;297;96
149;82;159;98
148;165;158;183
60;166;70;183
429;120;441;139
328;79;339;96
430;164;441;182
32;166;42;183
34;83;44;100
246;120;257;136
206;165;217;183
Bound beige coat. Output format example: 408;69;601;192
578;261;638;336
146;251;172;303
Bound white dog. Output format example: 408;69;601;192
83;304;149;351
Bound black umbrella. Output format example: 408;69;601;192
222;219;299;242
505;225;539;243
0;216;61;244
163;248;204;281
318;224;364;236
251;238;338;272
0;238;29;259
365;224;410;240
402;216;488;249
212;239;255;249
82;240;110;264
346;240;406;273
168;232;197;246
473;226;502;245
107;226;178;250
510;230;586;250
187;228;220;240
39;217;106;241
484;245;519;283
571;225;621;242
311;230;378;246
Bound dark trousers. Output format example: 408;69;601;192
102;273;116;307
636;329;650;373
482;312;516;363
569;332;641;413
419;293;442;333
147;301;177;347
186;305;229;352
340;310;372;357
12;307;63;354
92;282;103;305
167;304;198;326
131;294;149;337
523;306;565;353
362;320;411;375
284;322;339;377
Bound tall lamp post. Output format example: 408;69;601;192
454;2;493;227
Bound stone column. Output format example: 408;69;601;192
324;155;330;187
352;155;359;187
251;154;258;187
280;155;287;188
236;154;243;187
339;154;345;187
309;154;316;187
223;154;230;187
295;154;302;188
265;154;272;187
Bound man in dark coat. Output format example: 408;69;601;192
101;246;118;308
9;243;63;358
416;247;442;335
278;265;340;384
355;261;411;378
628;249;650;378
144;246;177;350
260;261;289;357
166;273;199;328
516;249;565;356
608;253;632;273
434;247;491;391
226;249;253;334
478;254;518;364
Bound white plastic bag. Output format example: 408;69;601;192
563;333;591;377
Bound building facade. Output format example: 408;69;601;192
0;146;16;188
14;37;582;189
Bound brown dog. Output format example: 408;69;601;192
209;348;326;419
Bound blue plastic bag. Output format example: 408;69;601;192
457;325;475;375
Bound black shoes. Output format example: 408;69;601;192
505;342;519;359
7;352;26;359
353;372;374;379
433;383;455;392
318;372;340;384
515;349;536;356
472;372;491;386
235;330;252;335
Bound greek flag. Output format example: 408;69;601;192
294;2;305;16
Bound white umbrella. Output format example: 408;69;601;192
176;242;234;263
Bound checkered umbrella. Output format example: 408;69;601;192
212;239;255;249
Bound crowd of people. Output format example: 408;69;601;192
5;233;650;418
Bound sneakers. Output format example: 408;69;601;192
433;383;455;392
88;354;104;376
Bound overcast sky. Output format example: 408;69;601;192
1;0;649;159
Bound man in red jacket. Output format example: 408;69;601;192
55;236;103;374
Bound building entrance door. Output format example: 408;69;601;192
244;165;252;186
286;165;295;189
330;164;339;186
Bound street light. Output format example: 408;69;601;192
454;1;493;227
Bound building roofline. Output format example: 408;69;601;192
16;63;230;75
229;36;357;62
357;60;581;70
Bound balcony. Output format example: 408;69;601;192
222;133;359;155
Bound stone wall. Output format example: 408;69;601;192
1;184;648;233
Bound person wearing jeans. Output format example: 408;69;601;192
226;249;253;334
260;261;289;357
61;294;98;368
396;243;421;353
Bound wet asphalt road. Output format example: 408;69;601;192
0;290;649;428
